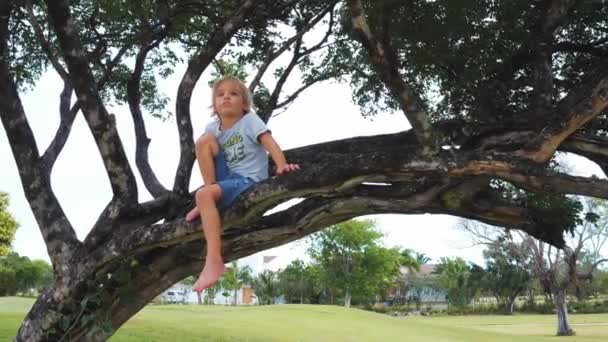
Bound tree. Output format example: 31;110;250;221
221;261;253;305
434;257;480;309
252;269;280;305
0;252;52;295
2;0;608;340
482;240;532;314
308;219;401;307
0;191;19;256
462;197;608;335
279;259;309;303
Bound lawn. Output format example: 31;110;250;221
2;297;608;341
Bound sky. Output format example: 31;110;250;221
1;53;605;275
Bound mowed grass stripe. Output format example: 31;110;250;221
2;297;608;341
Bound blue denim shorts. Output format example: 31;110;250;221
214;151;256;209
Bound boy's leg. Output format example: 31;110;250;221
193;184;226;292
191;134;228;292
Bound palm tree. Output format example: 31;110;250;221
400;249;422;273
221;261;254;305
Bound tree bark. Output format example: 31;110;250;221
344;288;352;308
555;289;574;336
508;297;516;315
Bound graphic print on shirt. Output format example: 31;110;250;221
221;134;246;165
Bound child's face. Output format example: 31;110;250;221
214;81;247;118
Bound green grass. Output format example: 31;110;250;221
2;297;608;341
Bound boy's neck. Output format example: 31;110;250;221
219;112;245;130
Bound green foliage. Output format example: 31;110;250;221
329;0;608;123
434;257;479;308
0;252;52;296
252;269;280;305
0;192;19;256
482;237;532;313
307;219;402;305
218;261;253;305
490;180;584;239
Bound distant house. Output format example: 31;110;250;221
157;254;288;305
388;264;447;305
159;283;258;305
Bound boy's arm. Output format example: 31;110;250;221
258;131;299;175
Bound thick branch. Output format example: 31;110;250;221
348;0;435;154
0;3;80;274
450;160;608;201
173;0;257;196
45;0;138;202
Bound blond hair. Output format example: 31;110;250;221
211;75;253;115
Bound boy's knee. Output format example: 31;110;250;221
196;186;219;204
196;134;219;154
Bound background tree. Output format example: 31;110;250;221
0;252;52;296
0;191;19;256
308;219;401;307
434;257;480;309
482;239;532;314
220;261;253;306
3;0;608;339
462;196;608;335
252;269;280;305
279;259;309;304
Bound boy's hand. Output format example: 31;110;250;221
276;163;300;175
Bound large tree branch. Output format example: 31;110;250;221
86;130;608;266
450;160;608;201
173;0;257;196
348;0;435;155
0;2;80;275
45;0;138;203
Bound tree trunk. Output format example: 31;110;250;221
344;288;352;308
555;290;575;336
508;297;516;315
234;288;238;306
197;291;202;305
15;247;201;342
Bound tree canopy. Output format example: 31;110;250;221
2;0;608;340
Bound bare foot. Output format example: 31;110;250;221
193;258;226;293
185;207;199;222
